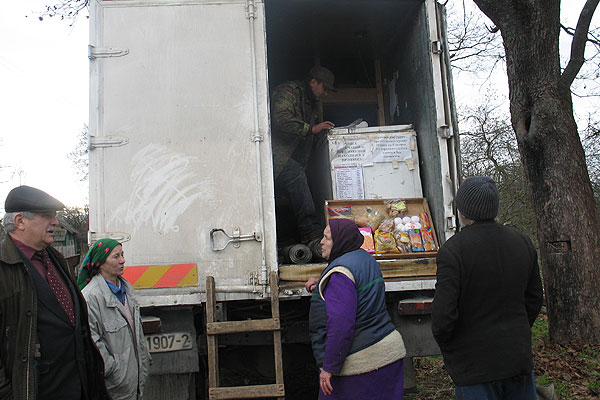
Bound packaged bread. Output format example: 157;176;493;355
365;207;385;231
394;231;412;253
385;199;407;217
374;229;399;253
378;218;395;233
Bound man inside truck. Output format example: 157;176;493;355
270;65;336;258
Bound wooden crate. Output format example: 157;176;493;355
324;198;439;260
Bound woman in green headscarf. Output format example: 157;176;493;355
79;239;151;400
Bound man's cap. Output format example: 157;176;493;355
309;66;336;91
5;185;65;213
455;176;499;221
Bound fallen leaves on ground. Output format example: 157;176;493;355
405;312;600;399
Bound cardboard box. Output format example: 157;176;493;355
324;198;439;260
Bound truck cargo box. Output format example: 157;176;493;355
89;0;458;303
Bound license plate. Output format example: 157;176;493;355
145;332;193;353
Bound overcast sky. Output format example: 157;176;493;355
0;1;89;211
0;1;597;214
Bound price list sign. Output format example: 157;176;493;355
334;166;365;200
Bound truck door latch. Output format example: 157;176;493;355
210;227;262;251
88;45;129;60
90;135;129;149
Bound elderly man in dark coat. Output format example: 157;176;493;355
432;176;543;400
0;185;109;400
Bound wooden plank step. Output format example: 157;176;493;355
278;258;437;281
206;318;280;335
209;384;285;399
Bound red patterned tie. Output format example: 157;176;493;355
36;250;75;325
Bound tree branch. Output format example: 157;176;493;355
561;0;600;88
561;24;600;46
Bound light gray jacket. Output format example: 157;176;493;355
83;274;151;400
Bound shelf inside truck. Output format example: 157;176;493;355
278;256;437;282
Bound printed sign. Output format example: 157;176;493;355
334;166;365;200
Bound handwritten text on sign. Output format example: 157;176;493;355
330;134;412;167
372;135;412;163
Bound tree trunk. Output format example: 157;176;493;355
473;0;600;343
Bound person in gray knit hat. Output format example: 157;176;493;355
432;176;543;399
455;176;499;222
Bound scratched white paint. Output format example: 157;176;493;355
108;144;216;234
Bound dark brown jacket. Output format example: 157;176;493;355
0;231;110;400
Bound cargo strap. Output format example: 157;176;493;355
205;271;285;399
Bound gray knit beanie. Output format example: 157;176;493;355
456;176;499;221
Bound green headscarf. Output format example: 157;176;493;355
77;238;121;290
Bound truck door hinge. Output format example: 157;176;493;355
431;40;442;54
210;227;262;251
438;125;452;138
89;232;131;243
88;45;129;60
245;0;257;19
251;131;263;142
90;135;129;149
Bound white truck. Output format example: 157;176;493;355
87;0;459;398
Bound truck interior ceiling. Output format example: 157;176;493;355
265;0;439;253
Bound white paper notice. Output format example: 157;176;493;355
329;138;373;166
334;166;365;200
372;135;412;162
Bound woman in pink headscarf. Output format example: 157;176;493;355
306;218;406;399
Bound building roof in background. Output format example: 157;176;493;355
57;216;80;234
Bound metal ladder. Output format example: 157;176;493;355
205;271;285;399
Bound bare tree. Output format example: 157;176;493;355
471;0;600;344
39;0;88;22
58;205;90;262
459;98;537;241
68;124;89;182
445;0;504;78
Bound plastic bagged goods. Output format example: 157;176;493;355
359;227;375;253
374;229;399;253
408;229;425;252
419;212;431;229
421;228;437;251
378;218;395;233
328;205;352;219
385;199;408;217
394;231;412;253
365;207;385;231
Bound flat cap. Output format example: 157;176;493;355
309;66;336;91
5;185;65;213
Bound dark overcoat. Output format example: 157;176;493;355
431;220;543;386
0;231;110;400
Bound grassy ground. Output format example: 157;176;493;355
404;309;600;399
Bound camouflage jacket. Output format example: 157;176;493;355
270;80;324;178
